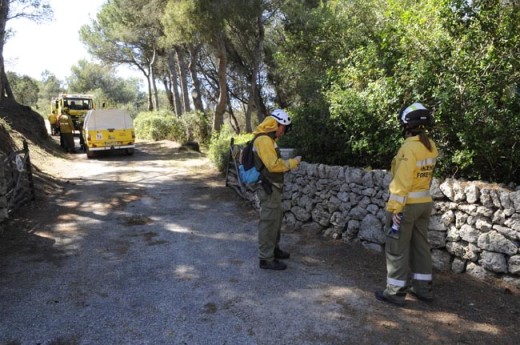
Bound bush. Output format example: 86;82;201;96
134;110;187;143
278;105;357;165
208;124;252;172
269;0;520;184
181;111;211;145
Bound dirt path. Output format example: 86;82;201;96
0;140;519;345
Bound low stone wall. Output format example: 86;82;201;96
281;162;520;288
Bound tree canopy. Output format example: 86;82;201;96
0;0;52;103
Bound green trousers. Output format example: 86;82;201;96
61;132;75;152
257;186;283;261
384;202;433;301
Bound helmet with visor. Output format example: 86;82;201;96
398;102;434;130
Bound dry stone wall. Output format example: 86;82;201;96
280;162;520;289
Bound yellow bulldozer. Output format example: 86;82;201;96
48;94;94;136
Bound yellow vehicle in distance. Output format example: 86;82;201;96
49;94;94;135
82;109;135;159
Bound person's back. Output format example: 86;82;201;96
58;114;75;153
376;102;438;307
48;113;59;135
59;114;73;133
389;135;438;207
48;113;57;124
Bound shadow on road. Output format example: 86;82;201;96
1;140;518;345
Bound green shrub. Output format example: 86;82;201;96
279;104;361;167
181;111;211;145
208;124;252;172
134;110;187;143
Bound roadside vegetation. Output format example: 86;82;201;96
1;0;518;185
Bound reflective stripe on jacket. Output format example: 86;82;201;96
386;135;438;214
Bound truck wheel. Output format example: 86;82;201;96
86;147;95;159
125;148;134;156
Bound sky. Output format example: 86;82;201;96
4;0;141;82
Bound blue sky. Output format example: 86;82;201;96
4;0;141;82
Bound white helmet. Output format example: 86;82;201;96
271;109;292;125
398;102;433;129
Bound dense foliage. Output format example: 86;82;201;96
7;72;39;106
134;110;188;143
181;111;212;145
208;124;252;172
269;0;520;184
134;110;211;145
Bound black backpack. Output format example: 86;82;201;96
240;133;268;170
238;133;267;184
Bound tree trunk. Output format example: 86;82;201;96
245;84;253;132
175;46;190;114
162;77;174;112
146;67;154;111
133;63;153;111
255;85;267;123
149;49;159;111
213;40;227;132
0;1;14;103
188;44;204;112
245;14;265;132
151;72;159;111
227;96;240;134
167;50;182;116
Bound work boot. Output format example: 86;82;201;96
274;248;290;259
375;290;405;307
259;259;287;270
409;288;434;303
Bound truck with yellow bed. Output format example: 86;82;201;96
82;109;135;159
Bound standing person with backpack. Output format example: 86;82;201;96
252;109;301;270
375;102;439;306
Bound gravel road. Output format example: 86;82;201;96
1;140;518;345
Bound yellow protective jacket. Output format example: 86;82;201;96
58;114;74;134
48;113;57;125
252;116;299;185
386;135;438;214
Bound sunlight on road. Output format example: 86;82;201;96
427;311;501;335
165;224;192;234
174;265;200;280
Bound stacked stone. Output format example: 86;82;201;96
432;179;520;288
281;162;520;288
283;162;391;249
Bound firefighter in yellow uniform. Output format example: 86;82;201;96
48;112;59;136
253;109;301;270
58;112;75;153
375;102;439;307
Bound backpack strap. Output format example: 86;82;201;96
251;133;270;171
